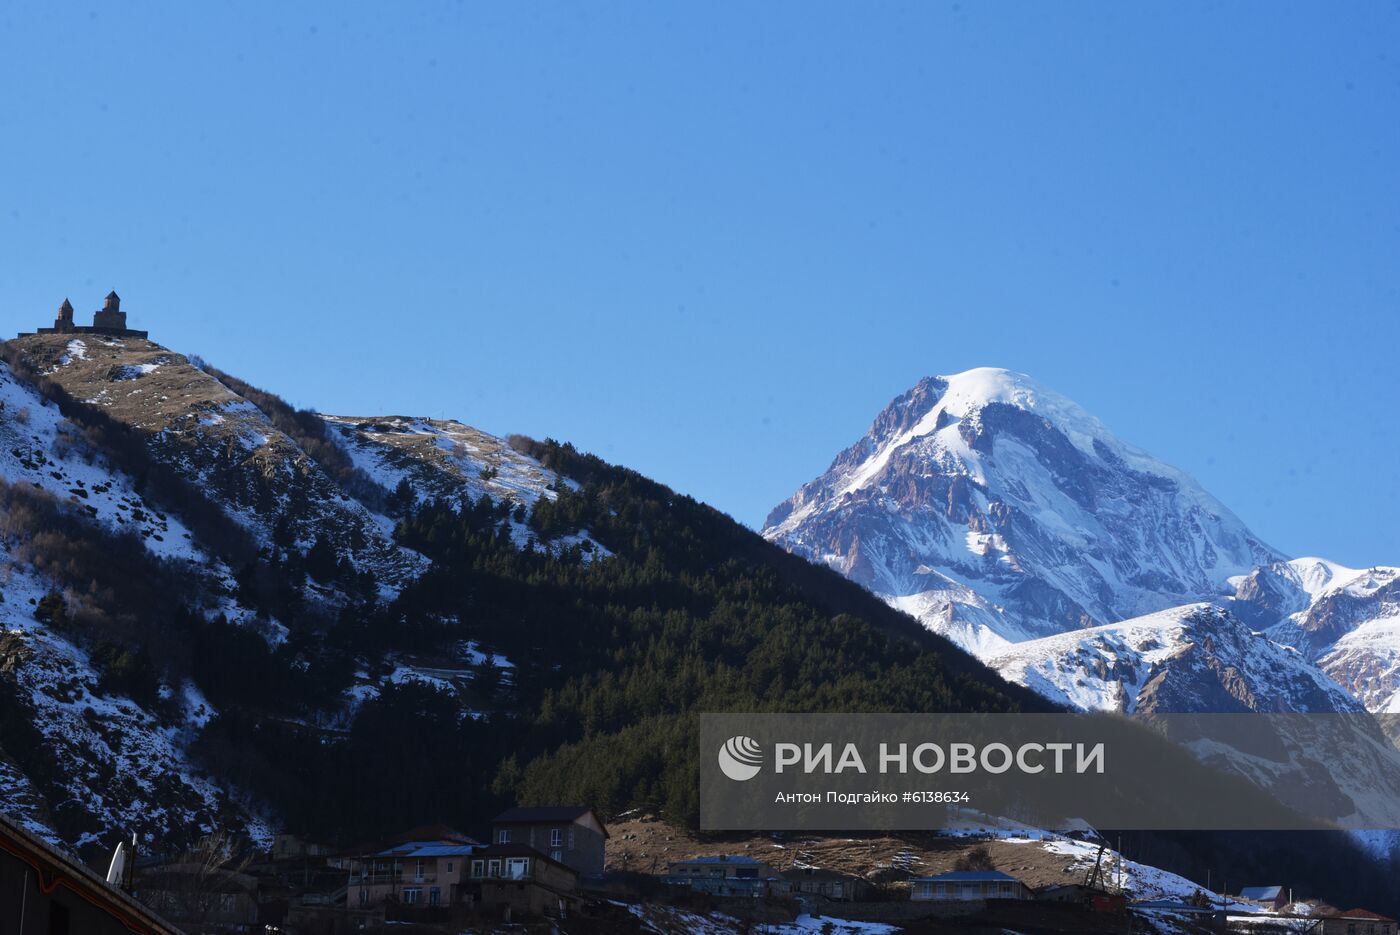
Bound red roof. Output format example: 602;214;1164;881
1333;909;1397;922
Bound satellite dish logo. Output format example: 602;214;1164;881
718;736;763;781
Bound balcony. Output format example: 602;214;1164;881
354;873;438;885
473;867;534;882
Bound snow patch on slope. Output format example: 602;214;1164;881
0;559;261;849
321;415;610;560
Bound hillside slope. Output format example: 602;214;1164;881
0;334;1044;860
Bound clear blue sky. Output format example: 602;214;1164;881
2;3;1397;566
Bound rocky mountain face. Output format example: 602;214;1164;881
990;603;1400;831
765;369;1399;718
764;368;1281;656
1230;558;1400;712
987;603;1363;714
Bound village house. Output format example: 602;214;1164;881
778;866;872;902
1238;885;1288;911
271;834;334;861
0;812;182;935
664;855;779;897
490;805;608;877
468;843;583;920
1319;909;1396;935
910;870;1032;902
347;837;481;909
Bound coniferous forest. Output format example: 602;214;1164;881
193;437;1050;838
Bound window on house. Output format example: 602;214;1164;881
506;858;530;880
446;861;453;873
550;828;564;847
488;859;502;878
429;887;440;906
568;828;575;849
551;849;563;862
402;888;421;904
497;829;511;844
470;860;484;878
415;859;425;880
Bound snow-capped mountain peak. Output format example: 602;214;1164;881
764;369;1280;653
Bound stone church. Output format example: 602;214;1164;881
19;291;149;339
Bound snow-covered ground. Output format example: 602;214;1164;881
1;362;206;564
25;336;430;594
0;556;265;852
321;414;611;559
320;415;565;509
1033;835;1260;912
625;903;898;934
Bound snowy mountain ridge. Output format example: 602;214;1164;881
1230;558;1400;713
765;368;1400;718
987;603;1363;714
764;368;1280;656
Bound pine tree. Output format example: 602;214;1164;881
305;534;338;584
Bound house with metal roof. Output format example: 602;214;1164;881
1238;884;1287;910
664;855;780;897
348;836;483;909
909;870;1031;902
468;844;583;921
490;806;608;877
778;866;872;902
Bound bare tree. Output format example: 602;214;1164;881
139;830;256;931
